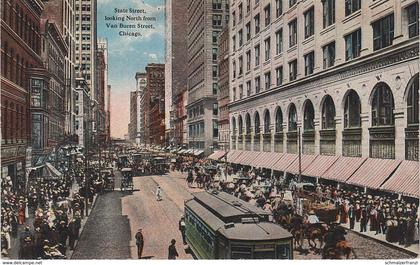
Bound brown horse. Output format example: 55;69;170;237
290;227;305;250
323;240;354;259
305;224;329;253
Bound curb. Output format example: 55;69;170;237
68;194;99;259
343;226;419;257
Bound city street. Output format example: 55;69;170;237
71;170;416;260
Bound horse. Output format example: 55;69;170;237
290;227;305;250
305;223;329;254
323;240;354;259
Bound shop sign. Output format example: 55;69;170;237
26;148;33;168
1;147;17;159
17;162;22;170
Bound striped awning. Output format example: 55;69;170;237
346;158;402;189
323;156;367;182
272;153;298;172
380;160;419;198
226;150;243;163
285;154;318;175
302;155;340;178
207;150;226;160
235;151;261;166
250;152;283;169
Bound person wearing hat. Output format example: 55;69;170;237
360;205;368;233
135;228;144;259
168;239;179;259
156;185;162;201
179;216;187;244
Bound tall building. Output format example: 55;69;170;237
75;0;97;143
41;0;77;138
165;0;188;148
129;90;138;142
135;72;147;145
1;0;44;190
217;25;230;152
186;0;229;155
144;64;165;146
229;1;419;170
97;38;108;140
105;84;111;141
75;75;90;147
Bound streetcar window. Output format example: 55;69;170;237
253;250;275;259
276;244;290;259
231;245;252;259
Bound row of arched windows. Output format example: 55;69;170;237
232;77;418;134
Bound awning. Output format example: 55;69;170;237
226;150;243;163
250;152;284;169
302;155;340;178
208;150;226;160
323;156;367;182
381;160;419;198
272;153;297;172
193;150;204;156
285;154;318;175
235;151;261;166
44;162;63;179
346;158;402;189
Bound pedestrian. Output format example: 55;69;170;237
156;186;162;201
348;204;355;230
135;228;144;259
168;239;179;259
179;216;186;244
68;218;80;250
360;206;367;232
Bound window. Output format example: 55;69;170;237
246;23;251;41
344;90;361;128
407;3;419;38
245;114;251;134
239;85;243;99
322;42;335;69
238;116;243;134
213;120;218;138
213;103;218;115
254;14;260;34
255;45;260;66
289;19;297;47
233;87;237;101
213;83;218;95
276;0;282;17
238;29;243;46
254;113;261;134
255;76;261;93
233;60;236;78
239;56;243;75
304;7;315;38
212;0;221;9
322;96;336;129
232;11;236;26
264;72;271;90
303;101;315;131
264;4;271;26
275;29;283;54
247;0;251;13
323;0;335;28
275;108;283;132
276;66;283;86
373;14;394;51
289;60;297;81
212;31;219;44
288;104;297;131
246;80;251;96
289;0;297;8
212;65;218;78
232;35;236;51
246;50;251;71
212;48;218;61
407;75;419;125
371;83;394;126
345;29;361;61
239;3;243;20
213;15;222;27
264;38;270;61
345;0;360;16
263;110;271;134
304;51;314;76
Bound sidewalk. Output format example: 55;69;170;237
341;220;419;256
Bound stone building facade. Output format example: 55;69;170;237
229;0;419;162
128;90;138;142
135;72;147;145
218;25;230;151
186;0;229;154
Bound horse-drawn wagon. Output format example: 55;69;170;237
120;167;134;191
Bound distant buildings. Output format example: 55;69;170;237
135;72;147;145
97;38;108;142
128;90;138;142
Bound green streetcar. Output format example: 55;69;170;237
184;191;293;259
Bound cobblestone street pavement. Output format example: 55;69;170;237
71;170;417;260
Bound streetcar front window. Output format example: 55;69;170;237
231;245;252;259
254;244;275;259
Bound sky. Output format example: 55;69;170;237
97;0;165;138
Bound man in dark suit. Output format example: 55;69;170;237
348;204;355;230
168;239;179;259
360;206;367;232
135;228;144;259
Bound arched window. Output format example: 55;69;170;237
254;112;260;134
288;104;297;131
232;117;237;134
344;90;361;128
275;107;283;133
245;113;251;134
322;96;336;129
303;101;315;131
238;115;243;134
407;75;419;125
371;83;394;126
264;110;271;134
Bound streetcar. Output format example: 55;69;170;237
120;167;134;191
184;191;293;259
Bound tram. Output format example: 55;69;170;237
184;191;293;259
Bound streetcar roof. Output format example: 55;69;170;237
185;198;292;241
121;168;132;171
192;191;269;223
